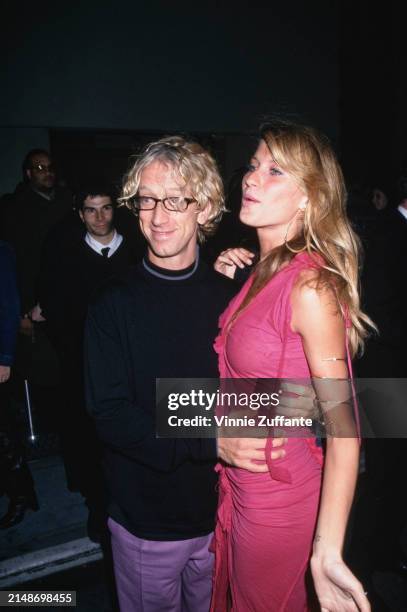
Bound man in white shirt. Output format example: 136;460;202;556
79;192;123;257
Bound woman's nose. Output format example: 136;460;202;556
243;169;258;188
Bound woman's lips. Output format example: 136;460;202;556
242;194;260;205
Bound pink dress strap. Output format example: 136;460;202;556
343;306;361;442
209;464;232;611
264;301;293;484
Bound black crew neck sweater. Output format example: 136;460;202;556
84;258;236;540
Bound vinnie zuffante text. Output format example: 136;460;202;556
166;389;313;429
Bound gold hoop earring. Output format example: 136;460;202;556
284;236;306;254
284;210;306;254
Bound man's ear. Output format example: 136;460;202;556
78;210;85;224
197;204;211;227
26;169;32;182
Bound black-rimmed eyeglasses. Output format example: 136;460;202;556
30;163;55;173
131;195;197;213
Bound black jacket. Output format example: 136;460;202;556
39;226;139;351
84;258;235;540
1;185;73;313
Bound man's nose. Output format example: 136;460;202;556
151;201;169;224
95;210;105;221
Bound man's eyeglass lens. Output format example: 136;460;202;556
133;196;196;212
32;164;55;173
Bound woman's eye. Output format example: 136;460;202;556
270;167;282;176
246;164;256;172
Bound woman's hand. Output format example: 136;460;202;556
311;553;370;612
214;248;255;279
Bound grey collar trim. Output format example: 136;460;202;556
142;247;199;280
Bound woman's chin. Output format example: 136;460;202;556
239;209;257;227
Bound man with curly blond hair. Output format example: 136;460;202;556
84;136;286;611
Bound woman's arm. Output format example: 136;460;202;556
291;272;369;611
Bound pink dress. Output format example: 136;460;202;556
210;252;325;612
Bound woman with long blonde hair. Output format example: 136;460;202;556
210;121;372;611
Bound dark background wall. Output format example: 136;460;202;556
0;0;339;194
1;1;405;201
339;1;406;197
1;0;338;132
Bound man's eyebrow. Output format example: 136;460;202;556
83;203;112;208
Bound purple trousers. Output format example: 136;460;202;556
108;518;214;612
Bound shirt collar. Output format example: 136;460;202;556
85;230;123;257
142;247;200;280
